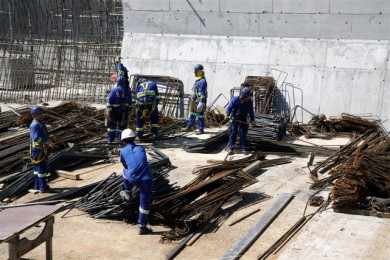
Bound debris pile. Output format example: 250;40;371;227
290;113;381;139
0;102;106;177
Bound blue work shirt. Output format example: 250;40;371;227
107;84;132;107
192;78;207;103
120;143;152;182
29;119;48;163
135;80;159;105
226;96;255;122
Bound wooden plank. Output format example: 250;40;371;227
221;193;294;260
57;170;80;180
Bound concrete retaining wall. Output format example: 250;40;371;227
121;0;390;127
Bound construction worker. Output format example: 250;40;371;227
106;76;132;143
226;87;255;154
119;129;153;235
115;56;129;79
135;79;160;138
186;64;207;134
29;106;50;193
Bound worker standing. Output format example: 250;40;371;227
186;64;207;134
226;87;255;154
119;129;153;235
106;76;132;143
29;106;50;193
135;79;160;138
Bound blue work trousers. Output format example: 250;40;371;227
228;121;249;150
32;160;49;192
135;105;159;137
122;179;152;227
107;107;128;143
187;111;205;131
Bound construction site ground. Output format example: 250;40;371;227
1;129;390;260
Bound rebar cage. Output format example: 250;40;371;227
0;0;123;104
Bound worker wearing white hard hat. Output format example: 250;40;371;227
119;129;153;235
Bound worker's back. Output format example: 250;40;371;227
120;143;151;182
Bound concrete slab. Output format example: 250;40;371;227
170;0;219;12
121;0;170;11
278;210;390;260
325;40;388;69
162;11;201;35
199;12;260;37
219;0;273;14
330;0;390;15
273;0;330;14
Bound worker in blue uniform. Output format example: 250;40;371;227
119;129;153;235
29;106;50;193
186;64;207;134
226;87;256;154
106;76;132;143
135;79;160;138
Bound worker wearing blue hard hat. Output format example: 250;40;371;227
29;105;50;193
106;75;132;143
226;86;256;154
186;64;208;134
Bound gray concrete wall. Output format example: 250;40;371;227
121;0;390;127
122;0;390;40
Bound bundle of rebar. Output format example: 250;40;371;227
74;149;176;220
184;130;229;153
0;143;111;201
0;102;106;177
290;113;381;139
331;151;390;210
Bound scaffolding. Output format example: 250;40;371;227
0;0;123;104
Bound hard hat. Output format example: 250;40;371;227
31;105;43;114
240;87;251;98
194;64;204;72
121;129;136;141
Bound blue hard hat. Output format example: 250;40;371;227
240;87;251;98
31;105;43;114
194;64;204;72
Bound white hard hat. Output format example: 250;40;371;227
121;129;136;141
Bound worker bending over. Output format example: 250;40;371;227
29;106;50;193
226;87;255;154
135;79;160;138
119;129;153;235
186;64;208;134
106;76;132;143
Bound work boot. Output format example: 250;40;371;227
139;226;153;235
196;129;205;135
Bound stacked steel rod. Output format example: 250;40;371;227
0;0;123;104
0;102;106;177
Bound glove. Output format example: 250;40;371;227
197;102;205;113
119;190;131;201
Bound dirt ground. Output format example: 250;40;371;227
1;131;390;260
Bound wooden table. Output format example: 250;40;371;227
0;205;60;260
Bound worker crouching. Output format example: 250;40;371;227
119;129;153;235
29;106;50;193
106;76;132;143
135;80;160;138
186;64;208;134
226;87;256;154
